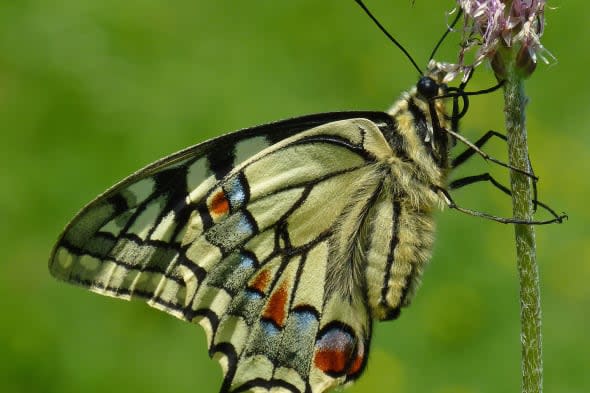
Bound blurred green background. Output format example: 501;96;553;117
1;1;588;392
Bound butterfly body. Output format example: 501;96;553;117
50;68;454;392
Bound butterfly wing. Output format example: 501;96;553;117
49;112;397;393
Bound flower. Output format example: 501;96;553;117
454;0;553;79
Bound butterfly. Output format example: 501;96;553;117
48;2;564;393
48;63;465;392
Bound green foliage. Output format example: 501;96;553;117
0;1;587;392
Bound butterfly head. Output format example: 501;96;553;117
386;60;457;170
417;60;451;95
416;76;440;100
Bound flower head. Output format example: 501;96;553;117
453;0;553;79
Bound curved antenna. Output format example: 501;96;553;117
436;79;505;101
354;0;423;75
429;8;463;61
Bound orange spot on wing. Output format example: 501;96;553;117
314;347;349;374
314;327;360;376
262;283;288;328
249;269;270;293
210;191;229;216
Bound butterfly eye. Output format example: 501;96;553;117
417;76;439;99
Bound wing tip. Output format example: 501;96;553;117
48;243;73;280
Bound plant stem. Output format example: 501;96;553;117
503;75;542;393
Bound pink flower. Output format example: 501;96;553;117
454;0;553;79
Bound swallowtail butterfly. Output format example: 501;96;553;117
49;2;563;392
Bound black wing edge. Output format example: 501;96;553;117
54;110;395;217
48;111;394;267
134;110;396;180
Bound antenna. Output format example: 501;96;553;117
429;8;463;61
354;0;423;75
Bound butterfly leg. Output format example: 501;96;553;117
448;173;564;222
433;185;567;225
446;128;537;181
452;130;507;168
451;129;540;211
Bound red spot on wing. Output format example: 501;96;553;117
262;283;288;328
210;191;229;216
314;346;350;375
314;326;364;376
248;269;270;293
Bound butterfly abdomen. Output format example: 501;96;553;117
362;84;450;321
362;184;436;321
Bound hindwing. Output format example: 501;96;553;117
50;112;398;393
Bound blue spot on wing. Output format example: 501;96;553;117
206;251;258;294
261;320;281;337
292;309;319;335
239;252;255;269
317;329;353;351
236;213;254;235
245;289;263;300
224;175;247;209
275;307;321;375
204;211;256;252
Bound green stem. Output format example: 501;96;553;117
503;75;542;393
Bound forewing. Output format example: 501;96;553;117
49;112;396;393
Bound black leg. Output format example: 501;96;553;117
433;185;567;225
449;173;559;220
450;172;509;191
452;130;507;169
444;128;537;180
451;130;540;212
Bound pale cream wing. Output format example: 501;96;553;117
50;116;396;393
